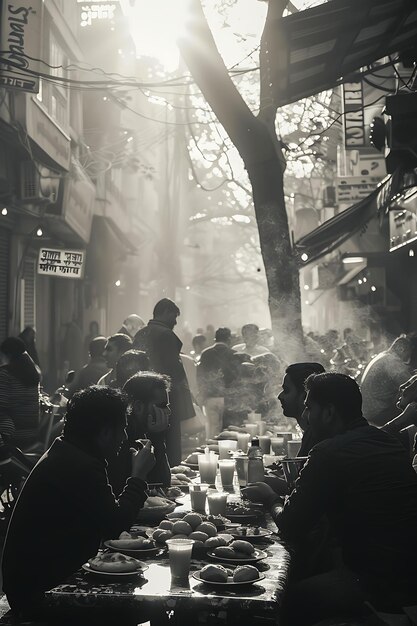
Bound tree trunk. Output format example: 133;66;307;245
178;0;304;360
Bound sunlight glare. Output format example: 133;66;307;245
125;0;189;71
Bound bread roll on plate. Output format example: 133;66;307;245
88;552;141;573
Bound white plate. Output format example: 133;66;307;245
229;528;273;540
207;548;268;564
193;571;265;587
104;541;163;558
82;561;148;577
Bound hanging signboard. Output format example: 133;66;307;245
0;0;42;93
342;81;366;148
37;248;85;279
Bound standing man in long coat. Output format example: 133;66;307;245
133;298;195;465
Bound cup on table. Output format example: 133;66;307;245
189;483;209;513
207;490;228;515
270;436;285;455
166;538;194;581
258;421;268;436
237;432;251;453
258;435;271;455
218;459;235;487
287;439;302;457
247;412;262;424
235;455;249;486
245;423;259;437
218;439;237;460
198;453;218;485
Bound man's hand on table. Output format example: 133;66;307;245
131;440;156;480
242;482;284;508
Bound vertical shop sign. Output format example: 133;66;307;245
342;81;366;148
0;0;42;93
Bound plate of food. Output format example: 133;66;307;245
83;552;148;578
207;540;268;565
171;465;197;479
224;502;262;522
136;496;178;523
229;526;273;541
180;452;200;469
193;564;265;588
104;532;163;558
149;513;234;556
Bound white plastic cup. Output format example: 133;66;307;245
218;459;235;487
166;539;194;580
270;436;285;455
189;483;209;513
207;491;228;515
235;456;249;486
287;440;302;457
258;421;267;436
237;432;251;453
245;423;259;437
218;440;237;460
258;435;271;455
198;453;218;485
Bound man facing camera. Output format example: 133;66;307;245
2;386;155;616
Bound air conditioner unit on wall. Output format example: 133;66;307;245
20;161;61;204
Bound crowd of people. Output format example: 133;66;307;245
1;301;417;624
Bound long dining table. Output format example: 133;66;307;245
0;475;291;626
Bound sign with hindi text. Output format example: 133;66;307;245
37;248;85;279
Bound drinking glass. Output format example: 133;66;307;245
245;423;259;437
207;491;228;515
287;440;302;457
235;456;249;486
237;432;251;453
166;539;194;581
198;453;218;485
218;440;237;460
189;483;209;513
258;435;271;454
218;459;235;487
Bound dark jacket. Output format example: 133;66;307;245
2;437;147;610
272;417;417;589
68;357;109;397
134;320;194;466
197;342;235;400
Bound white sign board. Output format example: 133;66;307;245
37;248;85;279
0;0;42;93
336;176;381;205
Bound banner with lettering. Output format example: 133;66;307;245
37;248;85;279
342;81;365;149
0;0;42;93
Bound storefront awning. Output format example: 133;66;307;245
337;262;367;285
261;0;417;107
294;175;397;264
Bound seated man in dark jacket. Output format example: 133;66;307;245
244;372;417;625
2;386;155;616
108;372;171;494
